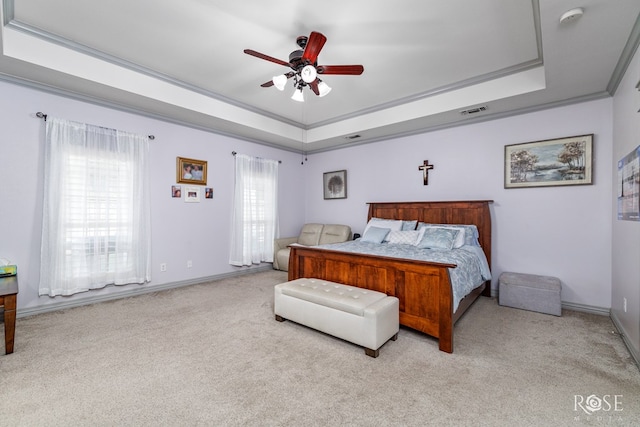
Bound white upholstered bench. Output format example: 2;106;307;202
274;278;399;357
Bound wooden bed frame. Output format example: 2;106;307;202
287;200;493;353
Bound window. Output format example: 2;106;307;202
229;154;279;266
39;118;151;296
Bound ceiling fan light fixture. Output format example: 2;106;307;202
245;31;364;102
291;88;304;102
300;64;317;83
272;74;288;91
317;80;332;97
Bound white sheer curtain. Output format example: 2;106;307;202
229;154;279;266
39;118;151;296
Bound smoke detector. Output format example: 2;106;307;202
560;8;584;24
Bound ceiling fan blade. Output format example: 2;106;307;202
317;65;364;75
243;49;291;68
302;31;327;64
309;79;320;96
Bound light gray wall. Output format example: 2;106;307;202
305;99;613;308
611;43;640;359
0;79;616;318
0;80;306;312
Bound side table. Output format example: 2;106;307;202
0;276;18;354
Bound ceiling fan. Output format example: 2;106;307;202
244;31;364;102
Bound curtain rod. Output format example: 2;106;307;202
35;112;155;140
232;151;281;163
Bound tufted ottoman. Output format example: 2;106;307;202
274;278;399;357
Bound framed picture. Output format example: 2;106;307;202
504;134;593;189
171;185;181;198
617;145;640;221
184;186;201;203
323;170;347;199
205;187;213;199
177;157;207;185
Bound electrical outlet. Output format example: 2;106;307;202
160;263;167;272
187;260;192;268
623;297;627;313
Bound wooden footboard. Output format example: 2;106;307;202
288;245;474;353
286;200;493;353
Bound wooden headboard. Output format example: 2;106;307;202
367;200;493;268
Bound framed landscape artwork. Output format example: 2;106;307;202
177;157;207;185
323;170;347;199
504;134;593;189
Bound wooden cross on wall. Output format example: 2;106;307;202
418;160;434;185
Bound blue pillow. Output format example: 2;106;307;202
401;220;418;231
416;227;460;250
417;223;481;247
361;226;390;243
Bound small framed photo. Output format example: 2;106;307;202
505;134;593;189
205;187;213;199
177;157;207;185
184;186;201;203
323;170;347;199
171;185;181;198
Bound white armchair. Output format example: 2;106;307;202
273;223;352;271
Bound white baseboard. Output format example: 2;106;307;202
610;312;640;370
561;301;610;316
16;264;274;319
490;288;610;316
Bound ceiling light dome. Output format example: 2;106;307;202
300;65;317;83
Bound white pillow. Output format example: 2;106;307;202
363;218;403;241
417;224;466;248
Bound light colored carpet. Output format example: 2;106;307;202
1;270;638;426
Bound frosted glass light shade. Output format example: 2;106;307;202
272;74;287;91
317;81;332;97
291;88;304;102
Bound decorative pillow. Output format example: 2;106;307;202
418;223;481;247
417;224;466;248
387;230;422;245
416;227;460;250
361;226;390;244
363;218;403;236
457;224;481;246
401;220;418;231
